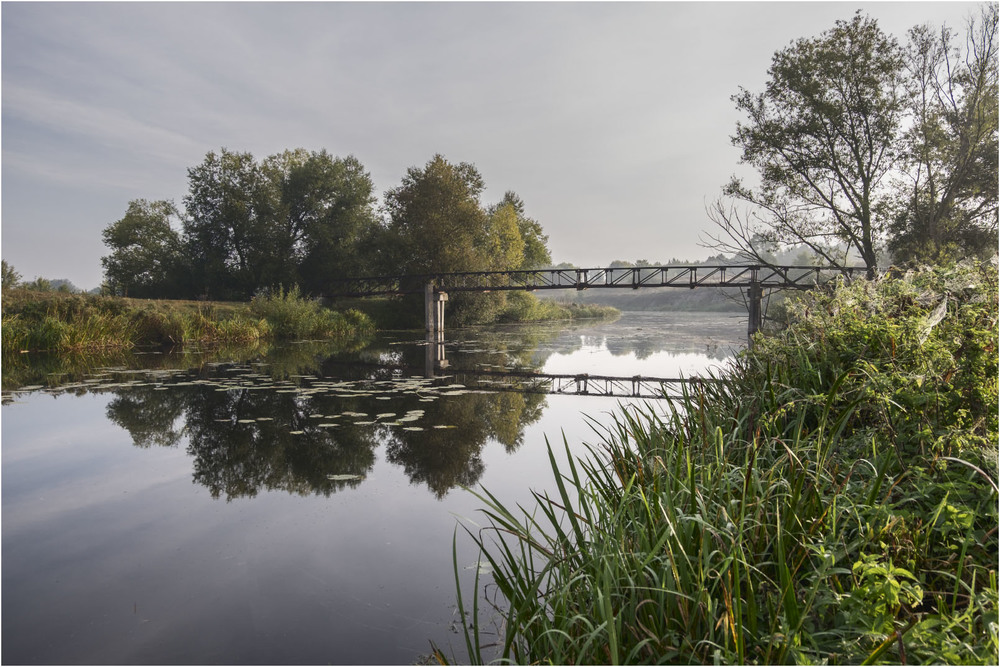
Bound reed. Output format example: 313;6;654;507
2;286;374;354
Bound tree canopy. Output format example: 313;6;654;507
180;148;380;300
707;6;998;273
101;199;186;297
889;4;999;263
100;150;552;316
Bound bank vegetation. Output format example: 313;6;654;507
1;286;374;355
450;260;998;665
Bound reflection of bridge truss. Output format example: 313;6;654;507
453;368;720;399
325;265;868;297
318;359;720;399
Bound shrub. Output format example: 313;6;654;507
250;285;326;339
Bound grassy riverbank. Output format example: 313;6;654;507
451;261;998;664
1;287;616;357
1;286;374;354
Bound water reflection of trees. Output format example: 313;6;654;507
382;391;543;499
20;317;732;500
100;335;549;500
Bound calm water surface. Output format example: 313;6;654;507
2;311;745;665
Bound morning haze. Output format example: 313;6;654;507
1;1;979;290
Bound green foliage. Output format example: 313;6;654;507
101;199;187;297
450;261;998;665
2;260;22;289
2;288;373;354
889;5;998;265
250;285;373;341
498;291;619;323
103;149;554;306
488;191;552;269
378;155;554;325
716;12;905;275
382;155;487;274
145;147;380;300
709;8;998;273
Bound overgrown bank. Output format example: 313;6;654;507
1;286;374;355
452;261;998;665
2;287;617;356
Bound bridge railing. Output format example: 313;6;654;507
325;264;869;297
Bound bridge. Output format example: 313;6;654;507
327;264;868;339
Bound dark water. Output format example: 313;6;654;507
2;311;745;665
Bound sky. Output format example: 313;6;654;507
1;1;984;290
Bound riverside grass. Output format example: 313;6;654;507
1;286;374;354
447;261;999;665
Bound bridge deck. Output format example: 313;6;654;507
325;264;867;297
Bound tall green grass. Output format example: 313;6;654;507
448;261;999;665
250;285;373;340
2;286;374;354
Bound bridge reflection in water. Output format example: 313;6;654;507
420;332;718;399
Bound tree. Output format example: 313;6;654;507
382;155;539;324
2;260;21;289
382;154;494;276
183;149;283;299
284;151;379;292
101;199;186;297
182;148;379;299
706;13;907;277
488;191;552;269
889;4;998;264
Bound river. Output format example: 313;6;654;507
1;311;745;665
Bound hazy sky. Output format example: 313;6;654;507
1;1;982;290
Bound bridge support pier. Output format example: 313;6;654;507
424;283;448;335
747;280;763;341
423;283;449;377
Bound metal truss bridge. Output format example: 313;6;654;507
325;264;867;297
325;263;868;339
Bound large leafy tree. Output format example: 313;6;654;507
381;155;541;324
382;154;496;275
183;149;282;299
283;151;379;293
101;199;187;297
706;12;907;277
488;191;552;269
889;4;998;264
181;148;378;299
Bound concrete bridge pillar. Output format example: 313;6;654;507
424;283;448;334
